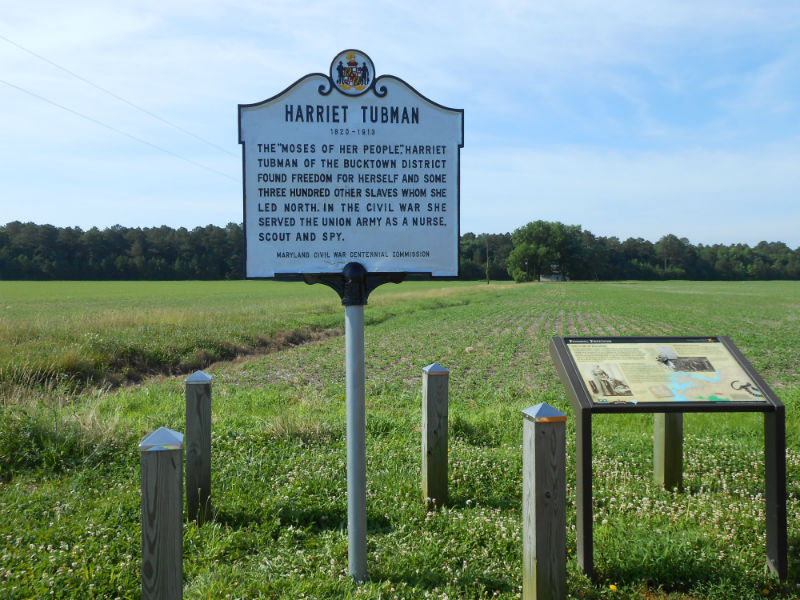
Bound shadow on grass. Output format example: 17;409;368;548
598;557;745;592
272;505;393;534
446;491;518;511
211;497;393;540
371;563;514;597
786;534;800;587
212;507;271;530
450;416;507;447
593;527;789;595
367;563;448;592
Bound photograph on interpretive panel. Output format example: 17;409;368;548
656;345;715;372
585;364;633;397
565;339;767;405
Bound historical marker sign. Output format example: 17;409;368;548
239;49;464;278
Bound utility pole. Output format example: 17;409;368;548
485;237;490;285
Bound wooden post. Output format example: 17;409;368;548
522;403;566;600
654;413;683;490
185;370;212;523
422;362;449;507
140;427;183;600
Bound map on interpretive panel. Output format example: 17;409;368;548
564;338;768;405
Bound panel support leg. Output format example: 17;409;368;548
575;409;593;579
764;408;787;580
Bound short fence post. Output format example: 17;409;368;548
522;403;566;600
422;362;449;507
140;427;183;600
185;370;213;522
654;413;683;490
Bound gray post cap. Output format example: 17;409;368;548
423;362;449;374
139;427;184;451
522;403;567;423
185;370;213;384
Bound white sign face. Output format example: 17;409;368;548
239;50;464;278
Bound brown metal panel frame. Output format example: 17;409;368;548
548;336;787;581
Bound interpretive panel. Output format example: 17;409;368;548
549;336;787;580
563;337;768;405
239;49;464;278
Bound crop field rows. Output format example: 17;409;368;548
1;280;799;599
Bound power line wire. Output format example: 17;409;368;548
1;78;237;182
0;33;236;157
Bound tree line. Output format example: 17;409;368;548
465;221;800;281
0;221;243;280
2;220;799;281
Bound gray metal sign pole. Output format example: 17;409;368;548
345;302;368;581
304;262;404;582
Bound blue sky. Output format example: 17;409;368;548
2;1;799;247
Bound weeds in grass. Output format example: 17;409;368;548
0;407;101;480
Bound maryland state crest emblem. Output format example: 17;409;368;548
330;49;374;95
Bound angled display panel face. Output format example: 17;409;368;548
239;50;463;278
555;337;775;411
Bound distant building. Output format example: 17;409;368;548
540;264;567;282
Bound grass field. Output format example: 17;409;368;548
1;280;799;599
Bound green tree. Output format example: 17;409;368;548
654;234;698;279
507;220;585;282
458;232;512;281
224;223;244;279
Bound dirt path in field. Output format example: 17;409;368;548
2;325;347;401
189;326;344;374
125;327;346;390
